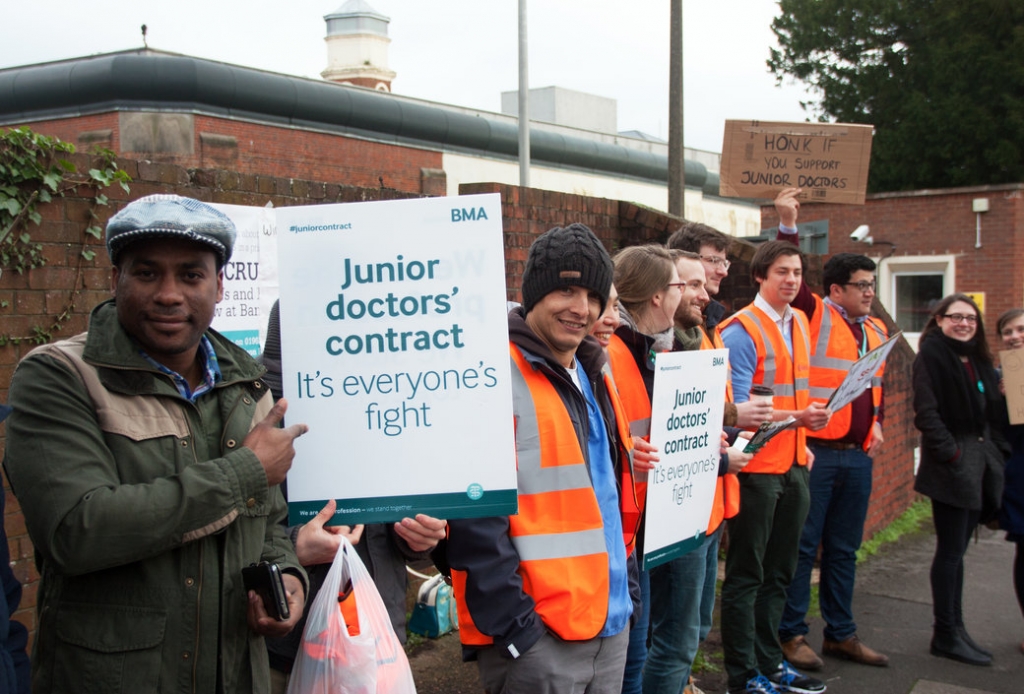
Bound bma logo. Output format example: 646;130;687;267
451;207;489;222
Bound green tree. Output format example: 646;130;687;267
769;0;1024;192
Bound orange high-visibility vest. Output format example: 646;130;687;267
808;296;887;450
453;344;636;645
698;326;740;530
606;333;650;555
719;304;810;474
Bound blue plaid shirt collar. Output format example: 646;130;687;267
140;335;222;402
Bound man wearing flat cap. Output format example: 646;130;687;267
444;223;655;693
3;194;308;694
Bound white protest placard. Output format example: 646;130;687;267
642;349;728;570
275;194;517;525
209;203;279;357
825;332;901;412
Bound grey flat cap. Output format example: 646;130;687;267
106;194;236;266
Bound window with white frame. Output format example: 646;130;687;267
875;255;956;351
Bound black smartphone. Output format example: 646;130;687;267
242;561;291;621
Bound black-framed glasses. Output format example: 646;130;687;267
942;313;978;324
700;255;730;270
844;280;876;292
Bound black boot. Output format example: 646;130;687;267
957;626;993;658
931;629;992;666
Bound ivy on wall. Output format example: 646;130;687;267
0;127;131;345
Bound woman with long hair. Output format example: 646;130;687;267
913;293;1009;666
608;245;683;694
997;308;1024;655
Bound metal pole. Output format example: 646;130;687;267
518;0;530;188
668;0;684;216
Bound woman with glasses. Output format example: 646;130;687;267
996;308;1024;655
607;244;683;694
913;293;1009;666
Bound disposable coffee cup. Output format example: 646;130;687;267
750;385;774;407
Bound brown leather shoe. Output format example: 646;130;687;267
782;635;824;671
823;634;889;667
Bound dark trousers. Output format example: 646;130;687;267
780;445;873;643
930;498;980;632
722;466;810;689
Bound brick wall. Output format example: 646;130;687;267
11;112;444;195
761;185;1024;355
432;181;919;542
0;162;921;648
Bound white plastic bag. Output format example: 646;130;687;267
287;536;416;694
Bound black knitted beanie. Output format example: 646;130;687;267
521;223;613;315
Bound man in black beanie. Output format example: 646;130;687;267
446;223;651;693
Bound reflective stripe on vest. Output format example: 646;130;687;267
719;305;810;473
808;296;886;448
606;334;649;555
698;328;740;530
453;344;614;646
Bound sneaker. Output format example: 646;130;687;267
728;673;779;694
767;661;826;694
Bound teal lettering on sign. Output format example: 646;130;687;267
451;207;489;222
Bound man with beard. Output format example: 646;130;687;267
641;250;750;694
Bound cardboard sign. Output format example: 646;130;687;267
719;120;874;205
275;194;518;525
1002;349;1024;425
642;349;728;570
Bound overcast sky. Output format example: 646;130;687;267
0;0;818;153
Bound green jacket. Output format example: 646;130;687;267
3;300;306;694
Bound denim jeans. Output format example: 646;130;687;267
642;526;722;694
780;444;873;643
621;568;650;694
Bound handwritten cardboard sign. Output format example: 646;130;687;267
719;120;874;205
1001;349;1024;425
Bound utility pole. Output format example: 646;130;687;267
518;0;530;188
668;0;684;216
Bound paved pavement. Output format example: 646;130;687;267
799;524;1022;694
408;523;1024;694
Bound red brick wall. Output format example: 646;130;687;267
761;185;1024;355
757;190;1024;532
11;112;444;195
466;181;917;540
0;163;921;649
